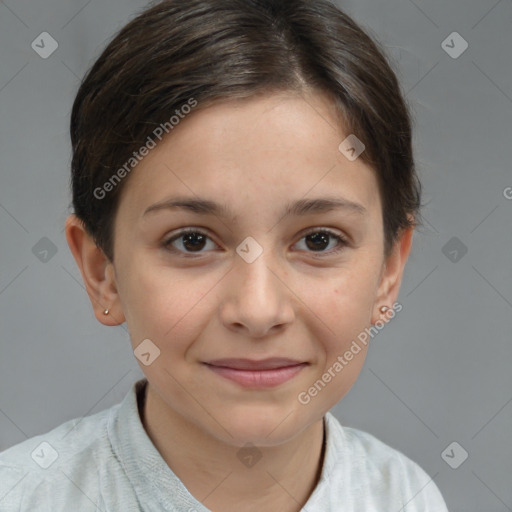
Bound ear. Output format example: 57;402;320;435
64;214;125;326
371;222;414;325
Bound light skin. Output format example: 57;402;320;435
65;90;413;512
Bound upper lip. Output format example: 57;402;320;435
204;358;306;370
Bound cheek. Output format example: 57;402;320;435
313;285;373;405
329;273;375;324
121;264;216;350
320;271;378;352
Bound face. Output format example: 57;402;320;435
109;91;396;447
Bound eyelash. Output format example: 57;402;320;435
162;227;349;258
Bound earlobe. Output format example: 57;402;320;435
371;225;414;325
64;214;125;326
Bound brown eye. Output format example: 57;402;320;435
180;232;207;251
162;227;348;258
163;229;215;255
295;229;348;256
305;232;330;251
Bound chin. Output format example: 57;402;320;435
213;405;307;447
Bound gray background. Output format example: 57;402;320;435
0;0;511;510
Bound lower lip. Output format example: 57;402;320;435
204;363;307;388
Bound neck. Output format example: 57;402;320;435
140;382;326;512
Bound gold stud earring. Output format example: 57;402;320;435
103;308;110;315
379;305;389;314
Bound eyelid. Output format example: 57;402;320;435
299;226;348;242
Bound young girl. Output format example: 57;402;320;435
0;0;449;510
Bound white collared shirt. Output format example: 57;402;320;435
0;378;449;511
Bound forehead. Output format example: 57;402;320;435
117;91;381;223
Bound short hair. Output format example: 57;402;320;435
70;0;423;262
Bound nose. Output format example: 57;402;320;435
219;247;295;338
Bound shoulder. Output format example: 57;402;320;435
0;405;116;512
323;412;449;511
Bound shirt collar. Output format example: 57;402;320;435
108;377;211;510
108;377;341;510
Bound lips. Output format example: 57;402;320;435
203;358;308;388
203;357;306;370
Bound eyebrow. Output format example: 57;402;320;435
143;196;367;218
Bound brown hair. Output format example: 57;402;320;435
70;0;422;262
